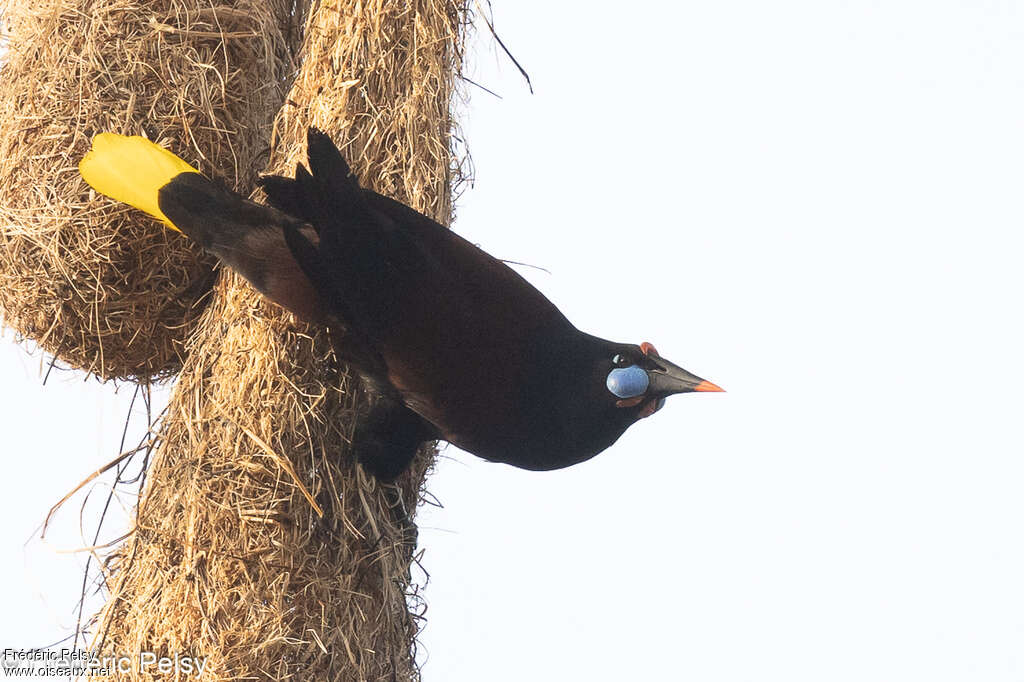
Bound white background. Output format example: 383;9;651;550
2;1;1023;680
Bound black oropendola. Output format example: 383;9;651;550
79;129;723;482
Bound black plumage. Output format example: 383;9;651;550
89;128;722;482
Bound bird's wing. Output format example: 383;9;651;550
264;132;579;446
261;129;570;339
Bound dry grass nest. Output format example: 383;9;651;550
0;0;303;381
3;0;473;676
82;0;472;678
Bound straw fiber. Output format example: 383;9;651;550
91;0;468;678
0;0;304;380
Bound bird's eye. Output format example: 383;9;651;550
612;354;631;368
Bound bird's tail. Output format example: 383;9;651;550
79;133;202;232
79;132;330;322
79;132;271;251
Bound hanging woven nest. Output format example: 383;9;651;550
90;0;470;678
0;0;303;380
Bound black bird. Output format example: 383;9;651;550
79;129;722;481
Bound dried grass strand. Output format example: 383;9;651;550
90;0;471;678
0;0;304;381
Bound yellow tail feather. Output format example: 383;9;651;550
79;133;200;231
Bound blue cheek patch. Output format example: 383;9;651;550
606;366;650;399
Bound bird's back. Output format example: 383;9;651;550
261;135;588;462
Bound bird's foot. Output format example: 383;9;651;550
352;397;426;480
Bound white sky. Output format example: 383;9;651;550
3;1;1024;680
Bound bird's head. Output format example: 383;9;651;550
602;341;723;420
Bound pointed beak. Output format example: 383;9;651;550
646;355;724;397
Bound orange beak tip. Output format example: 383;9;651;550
695;380;725;393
